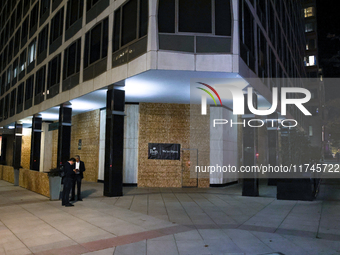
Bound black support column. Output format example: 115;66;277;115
57;104;72;167
267;114;279;186
104;87;125;197
13;122;23;186
0;135;7;164
30;115;42;171
242;93;259;196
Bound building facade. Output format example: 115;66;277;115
302;0;326;156
0;0;314;196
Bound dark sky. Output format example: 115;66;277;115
316;0;340;101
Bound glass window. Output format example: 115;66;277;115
67;43;76;76
7;66;12;86
304;7;314;18
10;89;16;116
179;0;211;33
16;0;23;27
84;32;89;67
63;38;81;78
90;23;101;63
40;0;50;18
15;27;21;49
22;16;29;40
6;3;11;19
84;18;108;67
244;3;254;52
102;18;108;58
113;0;148;52
8;38;13;61
305;23;314;32
258;29;266;69
28;38;37;64
306;38;315;50
3;46;7;66
0;98;3;121
10;12;15;32
4;94;9;119
35;66;46;95
25;75;34;102
139;0;148;37
122;0;137;45
215;0;231;36
158;0;175;33
30;3;39;30
112;9;120;51
5;22;9;42
1;4;6;28
304;55;316;66
50;7;64;43
17;82;24;113
160;0;236;52
66;0;84;30
87;0;99;11
47;54;61;88
13;58;19;79
0;31;4;49
256;0;266;26
23;0;30;16
20;49;27;73
1;73;6;96
38;25;48;54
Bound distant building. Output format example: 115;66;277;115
302;0;326;157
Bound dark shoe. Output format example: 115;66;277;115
77;198;83;201
70;198;75;201
65;204;74;207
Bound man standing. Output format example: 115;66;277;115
62;158;76;207
71;155;86;201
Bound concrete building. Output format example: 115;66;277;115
0;0;313;197
302;0;326;156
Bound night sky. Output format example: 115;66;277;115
316;0;340;101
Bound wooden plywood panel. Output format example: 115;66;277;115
70;110;100;182
138;103;210;188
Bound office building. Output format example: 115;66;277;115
0;0;311;197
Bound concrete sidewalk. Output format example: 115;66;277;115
0;180;340;255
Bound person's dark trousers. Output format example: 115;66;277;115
62;177;73;205
71;175;82;200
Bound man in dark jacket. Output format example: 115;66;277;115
62;158;76;207
71;155;86;201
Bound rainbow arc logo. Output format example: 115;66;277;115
196;82;223;106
